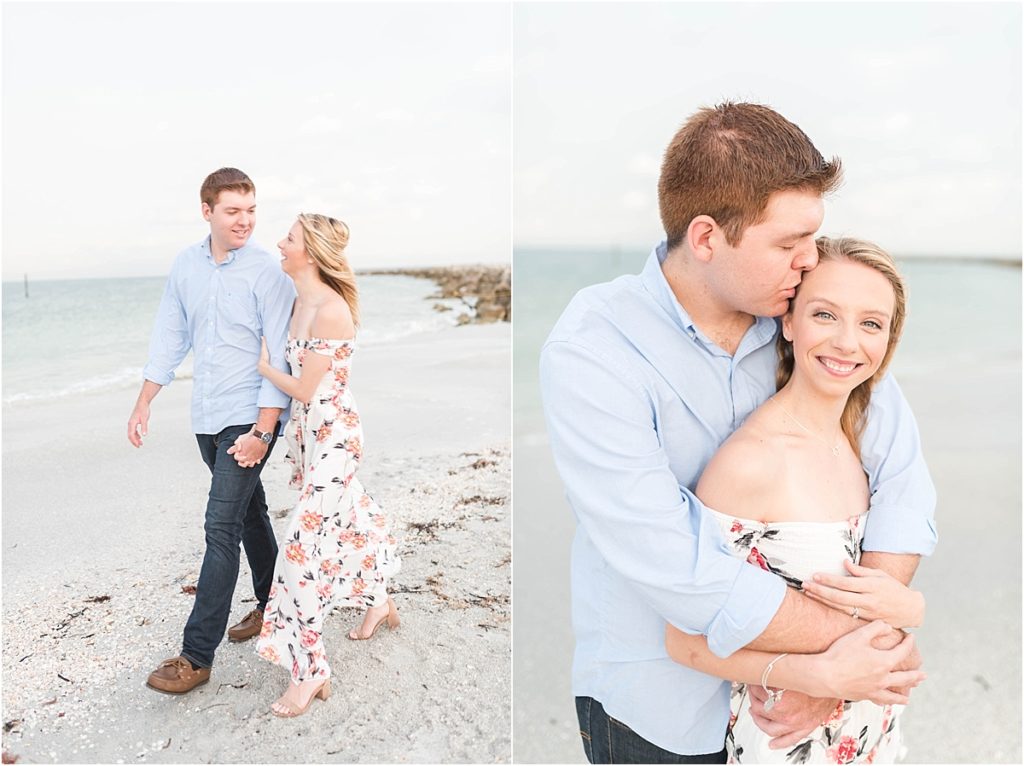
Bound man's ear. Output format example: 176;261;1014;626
202;202;213;222
686;216;718;264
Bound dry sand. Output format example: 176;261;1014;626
2;322;511;764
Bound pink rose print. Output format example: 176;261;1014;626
828;736;858;764
285;543;307;566
351;577;366;595
258;645;279;664
746;546;770;572
730;520;743;533
358;493;372;509
315;423;332;443
259;620;274;639
343;411;360;429
361;554;376;570
300;628;319;649
316;581;333;600
300;511;324;532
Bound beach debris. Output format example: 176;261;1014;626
56;673;73;683
455;494;505;508
180;585;197;595
155;738;171;751
973;674;991;691
3;721;21;733
470;458;496;469
494;553;511;567
274;508;289;519
53;608;87;632
216;682;249;693
40;698;57;706
83;595;111;603
17;654;32;663
2;750;20;764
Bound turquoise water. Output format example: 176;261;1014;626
1;274;465;403
513;247;1023;442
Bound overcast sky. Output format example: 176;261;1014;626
2;2;511;280
514;2;1022;259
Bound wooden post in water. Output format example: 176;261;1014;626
24;273;28;298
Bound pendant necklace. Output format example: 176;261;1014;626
769;396;842;457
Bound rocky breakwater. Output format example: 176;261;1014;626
363;265;511;324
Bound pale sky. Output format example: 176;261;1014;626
2;2;511;280
514;2;1022;259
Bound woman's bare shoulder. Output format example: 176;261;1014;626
311;294;355;339
696;421;785;516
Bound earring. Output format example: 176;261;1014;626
307;259;314;264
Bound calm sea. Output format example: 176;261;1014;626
1;274;466;404
514;247;1023;445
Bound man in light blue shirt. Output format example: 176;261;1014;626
541;103;936;763
127;168;295;694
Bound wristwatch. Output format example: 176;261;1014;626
252;428;273;444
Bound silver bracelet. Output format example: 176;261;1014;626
760;652;789;711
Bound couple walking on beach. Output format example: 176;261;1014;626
127;168;400;717
541;102;936;764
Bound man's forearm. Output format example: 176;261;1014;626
746;552;920;653
255;408;283;433
136;379;163;407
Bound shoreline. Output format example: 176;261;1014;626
2;323;511;763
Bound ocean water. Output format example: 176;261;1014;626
1;274;467;404
513;247;1023;445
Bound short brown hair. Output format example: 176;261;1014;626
658;102;842;250
200;167;255;210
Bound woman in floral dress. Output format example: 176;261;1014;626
665;238;927;764
254;213;400;718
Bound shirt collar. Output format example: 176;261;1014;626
201;234;243;266
640;239;778;351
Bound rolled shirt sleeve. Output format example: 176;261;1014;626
861;373;938;555
255;266;295;412
142;256;191;386
540;338;787;659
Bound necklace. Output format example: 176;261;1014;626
769;396;842;457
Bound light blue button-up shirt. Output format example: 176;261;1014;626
143;236;295;435
539;242;937;755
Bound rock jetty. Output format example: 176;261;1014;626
361;265;511;324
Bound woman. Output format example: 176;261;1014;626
666;237;926;763
254;213;401;718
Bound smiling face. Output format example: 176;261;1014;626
706;188;825;318
277;220;311;277
782;257;897;397
203;189;256;253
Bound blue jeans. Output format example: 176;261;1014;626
576;697;727;764
180;424;279;669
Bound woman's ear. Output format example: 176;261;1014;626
781;313;793;342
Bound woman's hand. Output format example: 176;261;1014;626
802;559;925;629
258;336;271;377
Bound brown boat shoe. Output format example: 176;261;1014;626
146;656;210;694
227;607;265;642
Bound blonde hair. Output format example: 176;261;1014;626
297;213;360;327
776;236;907;455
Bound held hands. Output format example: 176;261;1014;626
802;559;925;628
813;619;925;705
228;429;269;468
746;686;840;750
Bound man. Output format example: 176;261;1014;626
128;168;295;694
540;103;936;763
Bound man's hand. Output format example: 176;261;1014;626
812;620;925;704
228;432;269;468
128;402;150;448
746;686;840;750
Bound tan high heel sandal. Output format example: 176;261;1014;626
348;596;400;641
270;678;331;718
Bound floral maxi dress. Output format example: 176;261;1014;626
256;336;400;682
710;509;904;765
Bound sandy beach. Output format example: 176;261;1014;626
512;258;1022;764
2;322;511;764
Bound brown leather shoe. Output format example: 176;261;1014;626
146;656;210;694
227;608;264;642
